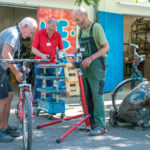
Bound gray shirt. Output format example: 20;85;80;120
0;26;21;70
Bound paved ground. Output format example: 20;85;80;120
1;85;150;150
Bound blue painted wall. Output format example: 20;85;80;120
98;11;124;92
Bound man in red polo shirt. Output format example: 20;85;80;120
32;19;63;106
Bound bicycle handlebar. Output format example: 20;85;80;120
124;43;145;64
124;43;139;49
0;59;50;64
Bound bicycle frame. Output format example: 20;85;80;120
132;64;144;81
124;43;145;87
18;61;33;123
18;87;33;123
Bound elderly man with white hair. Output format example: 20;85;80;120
0;17;37;143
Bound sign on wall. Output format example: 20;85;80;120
38;8;76;57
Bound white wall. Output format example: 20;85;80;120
99;0;150;17
123;16;137;44
0;0;95;21
1;0;150;21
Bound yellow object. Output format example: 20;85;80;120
10;72;16;84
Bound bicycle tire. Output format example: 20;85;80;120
22;91;32;150
112;78;147;112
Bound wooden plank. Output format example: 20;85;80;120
66;78;78;82
65;77;78;82
68;70;77;74
65;80;80;97
64;66;78;77
66;90;80;97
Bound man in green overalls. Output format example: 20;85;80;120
72;7;109;136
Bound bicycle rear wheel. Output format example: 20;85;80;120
112;78;142;112
22;91;32;150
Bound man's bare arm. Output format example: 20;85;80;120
2;44;23;82
82;43;109;68
32;47;49;59
2;45;19;75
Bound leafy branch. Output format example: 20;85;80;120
75;0;100;6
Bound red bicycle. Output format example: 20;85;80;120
0;59;50;150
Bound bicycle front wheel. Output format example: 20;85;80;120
112;78;142;112
22;91;32;150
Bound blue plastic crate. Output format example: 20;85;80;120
38;98;65;114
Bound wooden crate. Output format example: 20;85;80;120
65;81;80;97
64;63;80;97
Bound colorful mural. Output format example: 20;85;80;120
38;8;76;55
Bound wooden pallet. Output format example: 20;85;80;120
65;81;80;97
64;63;80;97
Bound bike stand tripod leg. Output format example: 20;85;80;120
37;68;90;143
77;69;90;128
56;114;89;143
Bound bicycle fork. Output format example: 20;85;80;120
18;85;33;123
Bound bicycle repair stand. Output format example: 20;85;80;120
37;52;90;143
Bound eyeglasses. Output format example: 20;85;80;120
47;28;56;32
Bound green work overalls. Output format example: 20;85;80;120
79;23;106;128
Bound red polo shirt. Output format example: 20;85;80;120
32;29;63;63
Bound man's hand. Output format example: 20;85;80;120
15;71;23;83
26;67;30;74
74;48;80;53
41;54;50;59
82;57;93;69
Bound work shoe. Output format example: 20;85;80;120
89;127;107;136
77;125;91;131
109;109;118;126
0;129;14;143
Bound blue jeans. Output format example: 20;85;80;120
33;64;55;102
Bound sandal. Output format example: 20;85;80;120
6;130;21;137
4;126;21;137
6;125;17;132
7;125;17;131
89;127;107;136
